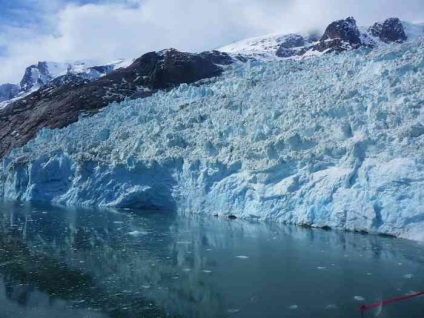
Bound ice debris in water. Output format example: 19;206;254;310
289;305;299;310
236;255;249;259
354;296;365;301
1;40;424;240
227;309;240;314
325;304;338;309
404;274;414;279
128;230;148;236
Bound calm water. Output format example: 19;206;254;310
0;201;423;318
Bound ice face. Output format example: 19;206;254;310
1;40;423;241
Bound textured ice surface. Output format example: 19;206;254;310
1;40;424;240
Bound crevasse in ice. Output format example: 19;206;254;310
1;40;423;240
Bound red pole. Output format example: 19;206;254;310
360;291;424;314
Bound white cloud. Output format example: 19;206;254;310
0;0;423;83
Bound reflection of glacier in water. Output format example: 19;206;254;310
0;200;424;318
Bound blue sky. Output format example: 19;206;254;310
0;0;423;83
0;1;132;34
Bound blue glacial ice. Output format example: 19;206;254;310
1;40;423;240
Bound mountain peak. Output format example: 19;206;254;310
369;17;407;43
320;17;362;45
219;16;422;58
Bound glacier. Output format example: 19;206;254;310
1;40;423;241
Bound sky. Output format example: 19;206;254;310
0;0;423;83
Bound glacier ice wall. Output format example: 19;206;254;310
1;41;424;240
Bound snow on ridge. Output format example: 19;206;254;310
218;21;424;57
218;32;290;54
1;40;424;241
0;58;133;109
44;62;69;78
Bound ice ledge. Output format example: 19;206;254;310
1;151;423;241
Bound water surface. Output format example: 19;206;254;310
0;200;423;318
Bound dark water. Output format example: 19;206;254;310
0;201;423;318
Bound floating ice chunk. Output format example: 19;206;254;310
128;230;148;236
407;291;418;295
317;266;326;270
325;304;338;309
202;269;212;274
227;309;240;314
354;296;365;301
236;255;249;259
288;305;298;310
404;274;414;279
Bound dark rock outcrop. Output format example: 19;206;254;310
0;49;232;158
313;17;364;53
275;17;384;58
273;16;406;58
369;18;407;43
138;49;223;90
0;84;19;102
306;17;380;54
276;34;306;57
320;17;361;44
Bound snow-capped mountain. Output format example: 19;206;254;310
218;17;423;57
19;59;133;93
0;16;423;241
0;59;133;109
19;62;69;93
